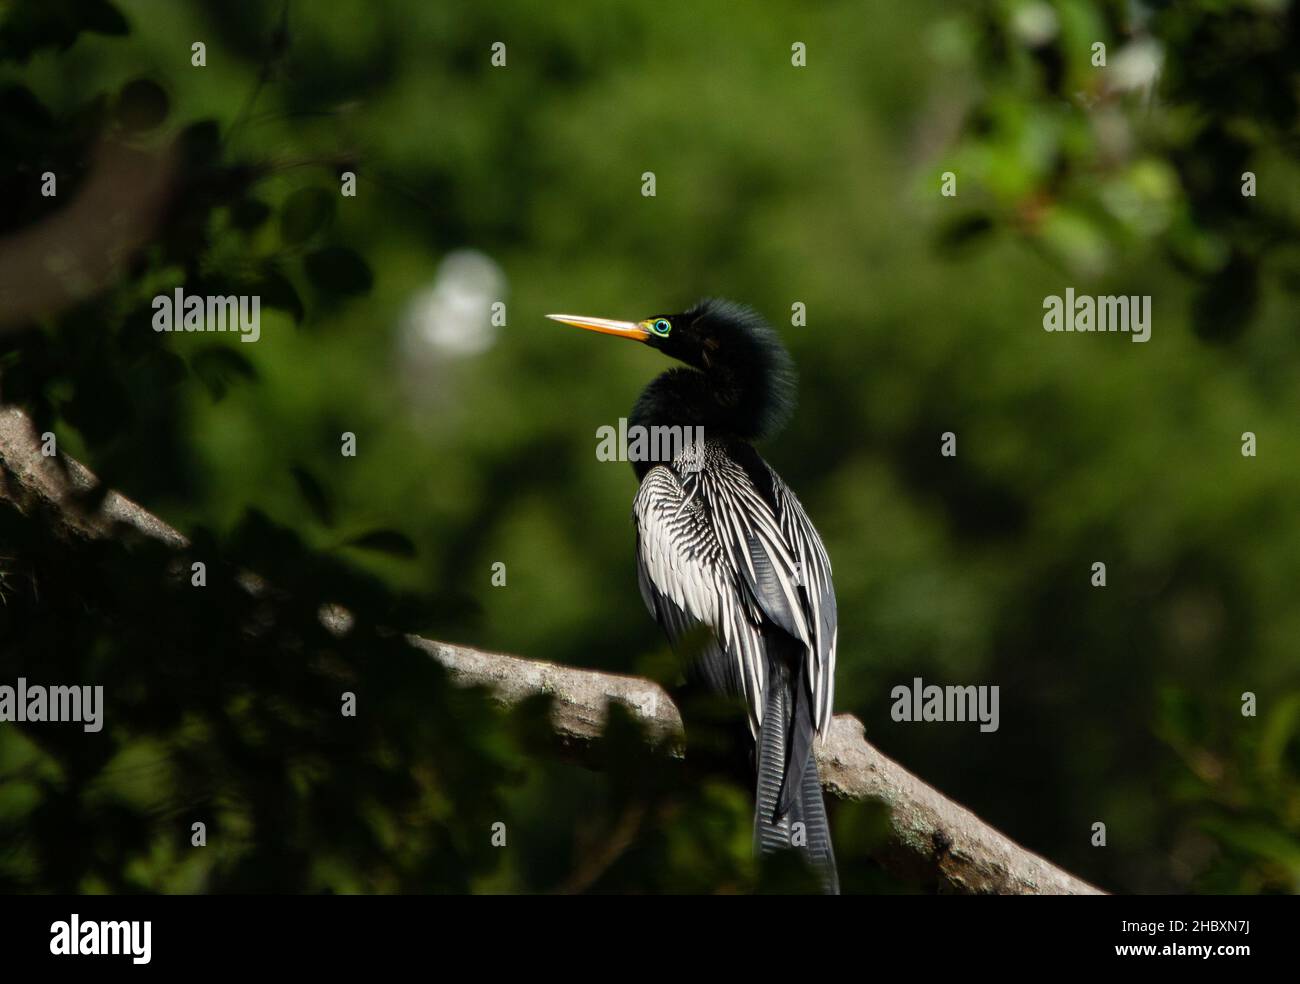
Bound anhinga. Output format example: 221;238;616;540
548;298;840;893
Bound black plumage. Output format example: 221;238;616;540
549;298;840;893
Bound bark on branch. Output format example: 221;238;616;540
0;407;1103;895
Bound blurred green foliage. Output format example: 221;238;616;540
0;0;1296;893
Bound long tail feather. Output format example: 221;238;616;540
777;657;815;818
754;678;792;855
791;746;840;894
753;658;840;893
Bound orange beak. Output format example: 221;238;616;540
546;313;651;342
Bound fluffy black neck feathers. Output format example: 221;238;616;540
629;299;796;447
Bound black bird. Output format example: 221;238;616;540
548;298;840;892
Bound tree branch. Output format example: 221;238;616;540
0;407;1103;895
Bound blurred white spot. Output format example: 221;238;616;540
399;250;506;360
1012;3;1058;47
1110;40;1163;95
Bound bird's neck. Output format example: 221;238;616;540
629;355;789;467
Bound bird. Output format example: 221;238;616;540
548;298;840;893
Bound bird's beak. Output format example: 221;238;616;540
546;313;650;342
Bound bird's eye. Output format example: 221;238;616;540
650;318;672;336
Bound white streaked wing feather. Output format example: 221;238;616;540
633;448;835;740
767;469;838;736
634;466;767;732
704;455;811;647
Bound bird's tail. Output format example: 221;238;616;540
753;660;840;894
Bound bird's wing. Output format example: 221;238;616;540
633;450;813;736
765;467;838;737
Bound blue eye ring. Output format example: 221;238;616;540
650;318;672;336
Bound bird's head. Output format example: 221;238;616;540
547;298;788;375
547;298;796;440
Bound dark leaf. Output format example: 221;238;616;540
0;0;128;61
1192;252;1257;345
176;120;222;169
116;78;168;133
0;85;54;147
290;465;335;528
346;529;417;558
935;212;994;255
303;247;373;296
80;0;129;36
191;346;257;401
257;266;305;324
269;5;291;59
280;187;335;245
229;197;272;232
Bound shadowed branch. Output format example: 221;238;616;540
0;406;1103;895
